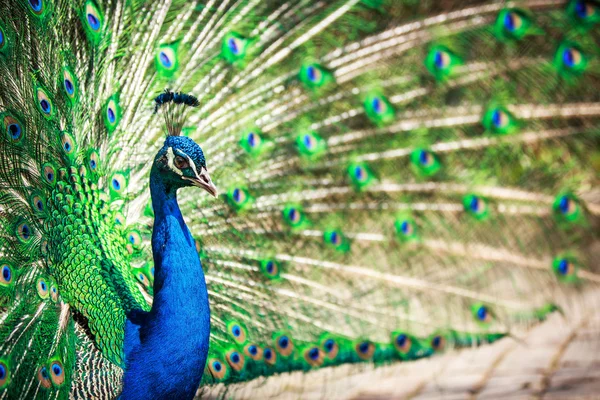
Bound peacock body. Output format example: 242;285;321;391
0;0;598;398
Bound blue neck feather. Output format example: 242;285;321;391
121;166;211;400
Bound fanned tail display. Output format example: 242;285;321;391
0;0;598;398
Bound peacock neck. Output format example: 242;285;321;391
121;168;211;399
148;169;206;307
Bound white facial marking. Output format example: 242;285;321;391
166;147;183;176
186;155;201;179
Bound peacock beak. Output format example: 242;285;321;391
184;167;218;198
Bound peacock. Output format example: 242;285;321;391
0;0;599;398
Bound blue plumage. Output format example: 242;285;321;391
121;136;214;399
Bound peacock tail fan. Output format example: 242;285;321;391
0;0;598;398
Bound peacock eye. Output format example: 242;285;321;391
174;156;188;169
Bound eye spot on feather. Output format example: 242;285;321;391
263;260;281;280
303;134;314;149
463;195;488;219
17;221;32;242
473;304;493;324
329;231;340;245
266;261;274;274
279;336;289;348
36;88;53;117
207;358;228;380
222;33;248;63
304;346;325;367
0;264;12;286
42;164;56;185
227;37;242;55
37;366;51;389
308;348;319;359
232;188;246;204
50;360;64;385
104;97;121;131
306;65;321;83
156;46;179;74
574;0;597;19
127;230;142;249
411;149;441;176
247;132;259;148
355;341;374;360
41;240;49;256
553;194;581;222
394;333;412;353
263;347;276;365
50;285;58;302
37;278;49;299
425;46;461;80
324;229;349;251
86;2;102;31
0;360;9;388
433;50;451;69
62;133;76;155
353;165;365;180
137;273;148;286
558;196;576;215
226;350;245;371
32;195;45;213
491;109;508;129
107;107;116;124
62;68;77;99
232;325;241;337
159;51;172;68
64;78;74;96
4;115;23;143
260;259;281;280
300;63;330;89
348;163;374;190
89;153;98;171
0;27;4;50
563;47;583;69
431;335;445;351
110;173;127;195
283;205;305;227
558;259;571;275
322;338;339;359
400;221;412;235
371;96;387;114
324;339;333;352
244;344;263;361
419;150;433;166
477;306;488;320
503;11;522;32
28;0;43;14
552;257;578;282
289;208;298;222
212;361;222;372
275;334;294;357
227;322;247;344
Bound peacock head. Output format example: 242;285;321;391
153;135;218;197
